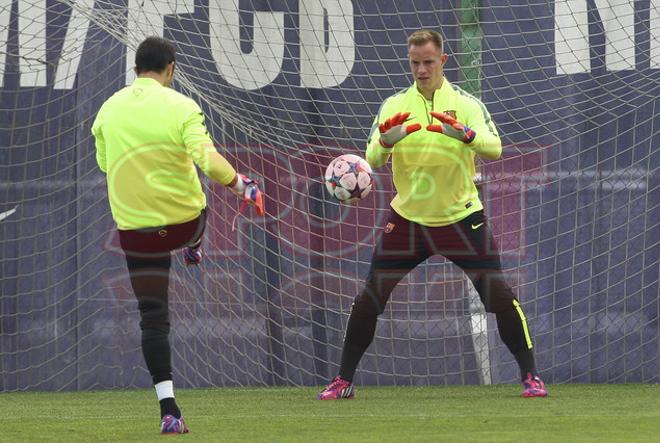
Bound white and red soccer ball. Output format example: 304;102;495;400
324;154;373;203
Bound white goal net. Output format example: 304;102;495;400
0;0;657;390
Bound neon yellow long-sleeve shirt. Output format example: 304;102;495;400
366;79;501;227
92;77;236;230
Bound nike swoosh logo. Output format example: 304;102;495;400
0;207;17;222
471;222;484;230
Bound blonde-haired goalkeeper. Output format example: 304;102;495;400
318;29;547;400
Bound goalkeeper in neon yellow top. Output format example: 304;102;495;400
91;36;264;434
318;29;547;400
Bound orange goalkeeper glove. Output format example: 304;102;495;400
230;173;265;216
427;111;476;144
378;112;422;148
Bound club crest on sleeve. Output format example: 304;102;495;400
443;110;457;119
384;222;395;233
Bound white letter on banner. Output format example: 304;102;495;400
555;0;634;74
594;0;635;71
125;0;195;85
0;2;9;88
555;0;591;74
651;0;659;68
299;0;354;88
54;0;94;90
18;0;47;87
209;0;284;90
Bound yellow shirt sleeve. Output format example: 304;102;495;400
365;102;394;169
181;102;236;186
91;109;107;173
464;98;502;160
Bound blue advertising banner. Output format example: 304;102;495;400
0;0;657;390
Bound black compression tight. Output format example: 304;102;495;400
125;255;173;384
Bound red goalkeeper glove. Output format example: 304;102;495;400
427;111;476;144
230;173;265;216
378;112;422;148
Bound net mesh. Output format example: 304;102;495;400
0;0;657;390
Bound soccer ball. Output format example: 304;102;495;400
324;154;373;203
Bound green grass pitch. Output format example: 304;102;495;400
2;384;657;441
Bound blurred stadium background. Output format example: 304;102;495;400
0;0;657;392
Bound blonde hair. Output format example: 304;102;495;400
407;29;444;52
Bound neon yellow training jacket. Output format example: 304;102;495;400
366;78;502;227
92;77;236;230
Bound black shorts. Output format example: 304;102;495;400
371;209;503;272
357;208;515;314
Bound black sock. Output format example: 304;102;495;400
160;397;181;419
338;310;378;382
513;349;537;380
496;308;537;380
339;342;368;382
142;329;172;383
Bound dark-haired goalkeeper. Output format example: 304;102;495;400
92;36;264;434
318;29;547;399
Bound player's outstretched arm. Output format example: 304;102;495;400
182;104;264;215
182;106;236;184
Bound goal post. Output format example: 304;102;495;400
0;0;658;391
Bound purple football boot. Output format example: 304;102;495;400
522;373;548;397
